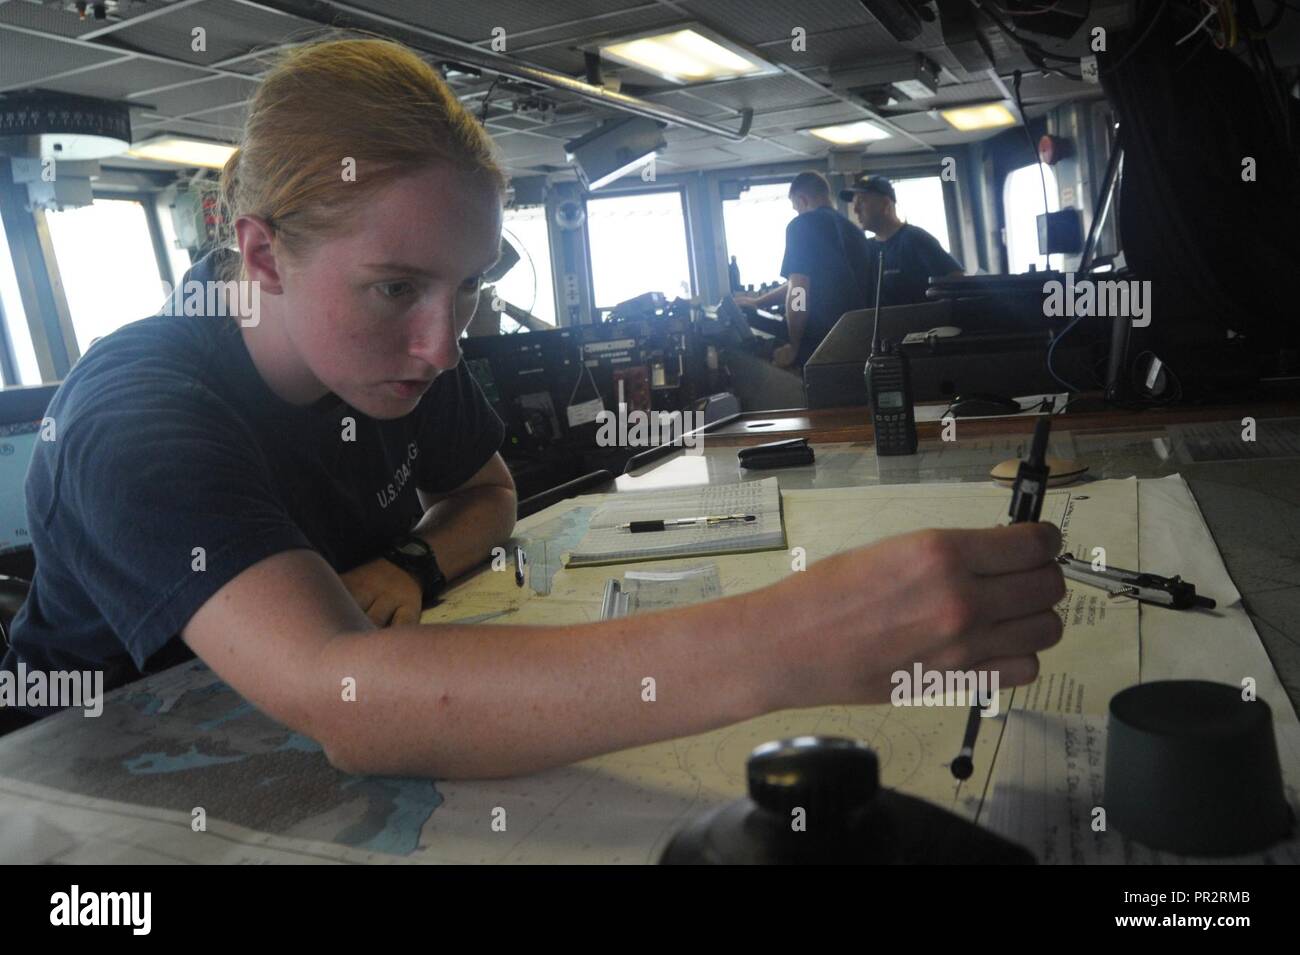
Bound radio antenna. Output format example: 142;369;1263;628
869;248;886;357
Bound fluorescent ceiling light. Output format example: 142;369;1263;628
599;27;773;84
126;136;236;169
805;121;891;145
938;102;1018;132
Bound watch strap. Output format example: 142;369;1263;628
384;534;446;604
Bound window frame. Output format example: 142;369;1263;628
0;167;78;384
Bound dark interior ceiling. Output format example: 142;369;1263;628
0;0;1136;178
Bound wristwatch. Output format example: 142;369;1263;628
383;534;446;605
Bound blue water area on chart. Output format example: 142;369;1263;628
123;743;247;774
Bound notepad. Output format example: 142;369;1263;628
565;478;786;567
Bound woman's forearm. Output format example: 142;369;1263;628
310;585;773;779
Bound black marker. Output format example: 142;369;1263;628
514;545;527;587
951;416;1051;781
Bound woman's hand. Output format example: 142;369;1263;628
339;557;424;627
753;522;1066;712
772;344;797;368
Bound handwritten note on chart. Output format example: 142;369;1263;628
984;710;1300;864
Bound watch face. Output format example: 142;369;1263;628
396;537;430;559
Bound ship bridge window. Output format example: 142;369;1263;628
586;189;694;311
495;204;556;325
45;198;168;354
721;181;794;291
1003;164;1060;274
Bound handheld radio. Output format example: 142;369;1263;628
864;250;917;455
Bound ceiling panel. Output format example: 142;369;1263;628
655;144;747;166
501;5;681;54
679;0;876;44
343;0;653;43
695;74;837;111
218;57;272;76
185;102;248;129
131;114;245;140
762;132;841;154
749;101;873;133
39;56;215;101
0;26;121;87
138;74;258;116
727;142;820;163
0;0;186;39
108;0;324;66
765;24;905;69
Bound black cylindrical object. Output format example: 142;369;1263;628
1104;681;1293;855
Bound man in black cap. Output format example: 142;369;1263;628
841;174;963;306
734;171;874;369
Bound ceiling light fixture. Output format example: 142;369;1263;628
804;120;892;145
597;25;776;84
937;101;1018;132
126;136;237;169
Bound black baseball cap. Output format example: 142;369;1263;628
839;174;896;203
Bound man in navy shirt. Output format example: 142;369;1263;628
735;171;874;368
839;174;963;306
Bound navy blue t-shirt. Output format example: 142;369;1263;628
2;249;504;708
779;206;874;366
867;223;963;308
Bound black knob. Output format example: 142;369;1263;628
662;735;1036;864
746;736;879;821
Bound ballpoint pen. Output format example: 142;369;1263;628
619;514;756;533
